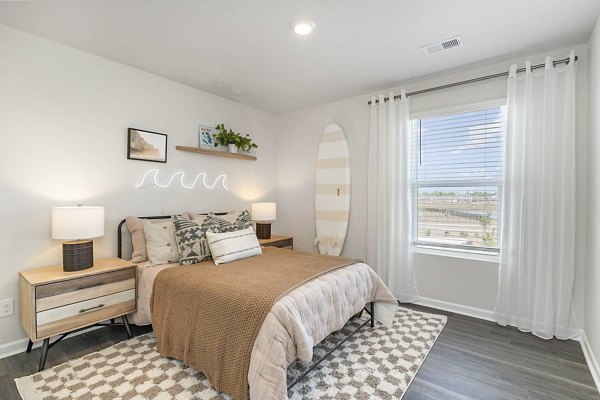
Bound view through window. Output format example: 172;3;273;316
411;106;506;251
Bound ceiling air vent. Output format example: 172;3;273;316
421;36;463;55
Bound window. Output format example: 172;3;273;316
411;106;506;252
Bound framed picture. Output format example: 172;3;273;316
198;125;215;149
127;128;167;163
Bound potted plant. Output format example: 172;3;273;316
213;123;258;154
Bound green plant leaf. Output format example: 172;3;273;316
211;123;257;150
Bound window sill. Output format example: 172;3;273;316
413;245;499;263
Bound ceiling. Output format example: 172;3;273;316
1;0;599;114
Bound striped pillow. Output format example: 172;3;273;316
205;227;262;265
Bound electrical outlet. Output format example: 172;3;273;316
0;298;14;317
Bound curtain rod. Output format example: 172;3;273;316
367;56;578;105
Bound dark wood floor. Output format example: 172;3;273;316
404;304;599;400
1;305;598;400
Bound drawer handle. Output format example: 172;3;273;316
78;282;104;290
79;304;105;313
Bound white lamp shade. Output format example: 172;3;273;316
252;202;276;222
52;206;105;240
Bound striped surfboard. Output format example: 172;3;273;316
315;123;351;256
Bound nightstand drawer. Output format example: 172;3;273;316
36;268;135;311
36;289;135;338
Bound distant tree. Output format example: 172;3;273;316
480;214;492;234
423;191;456;196
483;232;497;247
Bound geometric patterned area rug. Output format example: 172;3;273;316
15;307;446;400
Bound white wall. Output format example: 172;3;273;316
274;44;589;320
585;12;600;380
0;20;592;353
0;24;278;347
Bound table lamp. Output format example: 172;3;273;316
251;202;276;240
52;205;104;272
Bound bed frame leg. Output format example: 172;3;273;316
286;303;375;392
370;302;375;327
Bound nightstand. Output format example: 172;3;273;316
258;235;293;250
19;257;136;371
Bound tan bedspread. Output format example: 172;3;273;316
151;247;361;400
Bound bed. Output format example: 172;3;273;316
118;214;398;400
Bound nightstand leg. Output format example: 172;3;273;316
38;338;49;372
122;315;132;339
26;339;33;353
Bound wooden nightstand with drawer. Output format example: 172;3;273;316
19;257;136;371
258;235;293;250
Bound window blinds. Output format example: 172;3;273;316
411;106;506;251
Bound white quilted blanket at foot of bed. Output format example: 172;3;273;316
248;262;398;400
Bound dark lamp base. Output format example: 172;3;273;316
255;223;272;240
62;240;94;272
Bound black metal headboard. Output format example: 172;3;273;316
117;212;229;259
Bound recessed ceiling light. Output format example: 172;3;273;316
292;20;315;36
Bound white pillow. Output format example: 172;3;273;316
143;220;180;265
206;227;262;265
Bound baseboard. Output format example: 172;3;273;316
412;296;495;322
0;325;101;360
580;330;600;392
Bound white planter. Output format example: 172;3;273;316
228;144;238;153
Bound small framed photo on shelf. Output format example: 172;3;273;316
127;128;167;163
198;125;215;150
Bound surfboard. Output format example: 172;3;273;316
315;123;351;256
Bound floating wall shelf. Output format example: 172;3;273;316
175;146;257;161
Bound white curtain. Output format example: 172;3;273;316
367;91;419;302
495;52;576;339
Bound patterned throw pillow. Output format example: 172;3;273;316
203;210;253;233
173;216;221;264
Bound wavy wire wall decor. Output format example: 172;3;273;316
134;169;228;190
